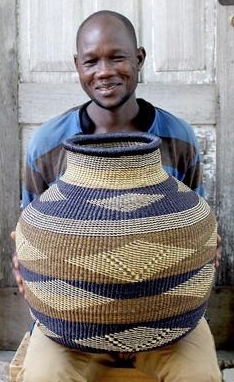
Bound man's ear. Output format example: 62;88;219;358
137;46;146;70
74;54;78;70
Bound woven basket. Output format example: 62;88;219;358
16;132;217;353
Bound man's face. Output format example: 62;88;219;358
75;16;145;110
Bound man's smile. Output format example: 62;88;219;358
95;82;122;96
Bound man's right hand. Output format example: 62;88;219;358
11;231;25;298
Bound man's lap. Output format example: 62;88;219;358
17;317;221;382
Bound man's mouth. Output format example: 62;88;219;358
96;83;120;91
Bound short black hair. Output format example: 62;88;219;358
76;10;138;51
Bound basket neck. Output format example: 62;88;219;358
61;133;167;190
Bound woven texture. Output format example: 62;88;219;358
16;133;217;353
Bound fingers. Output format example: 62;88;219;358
217;233;221;247
214;234;222;268
12;254;26;298
215;249;221;268
11;231;25;296
12;253;19;268
10;230;16;241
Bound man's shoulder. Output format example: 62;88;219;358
150;106;197;145
28;106;82;160
32;106;81;140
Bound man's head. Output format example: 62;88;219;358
74;10;146;110
76;10;138;52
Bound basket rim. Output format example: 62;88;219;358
63;132;162;157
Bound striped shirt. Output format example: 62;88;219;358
22;99;204;208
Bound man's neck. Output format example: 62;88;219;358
87;99;140;134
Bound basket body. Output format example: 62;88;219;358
16;133;217;352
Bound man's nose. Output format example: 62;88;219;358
96;59;115;76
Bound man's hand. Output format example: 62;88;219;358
11;231;25;297
214;233;222;268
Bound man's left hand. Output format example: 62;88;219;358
214;234;222;268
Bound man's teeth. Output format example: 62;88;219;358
100;84;115;89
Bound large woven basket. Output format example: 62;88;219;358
16;132;217;353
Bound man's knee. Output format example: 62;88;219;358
16;325;87;382
17;366;60;382
174;368;221;382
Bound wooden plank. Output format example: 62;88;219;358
19;83;217;125
137;83;216;125
0;288;31;350
215;4;234;285
0;0;20;287
10;332;30;382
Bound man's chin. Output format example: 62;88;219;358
92;96;130;111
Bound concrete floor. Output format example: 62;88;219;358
0;352;13;382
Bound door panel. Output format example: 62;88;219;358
141;0;216;83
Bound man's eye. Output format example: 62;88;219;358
112;56;125;61
83;59;97;67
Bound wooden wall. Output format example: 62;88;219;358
0;0;19;287
0;0;31;349
206;4;234;350
216;3;234;287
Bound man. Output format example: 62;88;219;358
14;10;221;382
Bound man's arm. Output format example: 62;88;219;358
12;136;50;296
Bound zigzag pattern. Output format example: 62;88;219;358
73;326;191;352
66;240;196;282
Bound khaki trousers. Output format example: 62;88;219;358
17;317;221;382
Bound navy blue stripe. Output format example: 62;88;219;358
31;177;198;220
30;301;206;340
20;262;211;298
